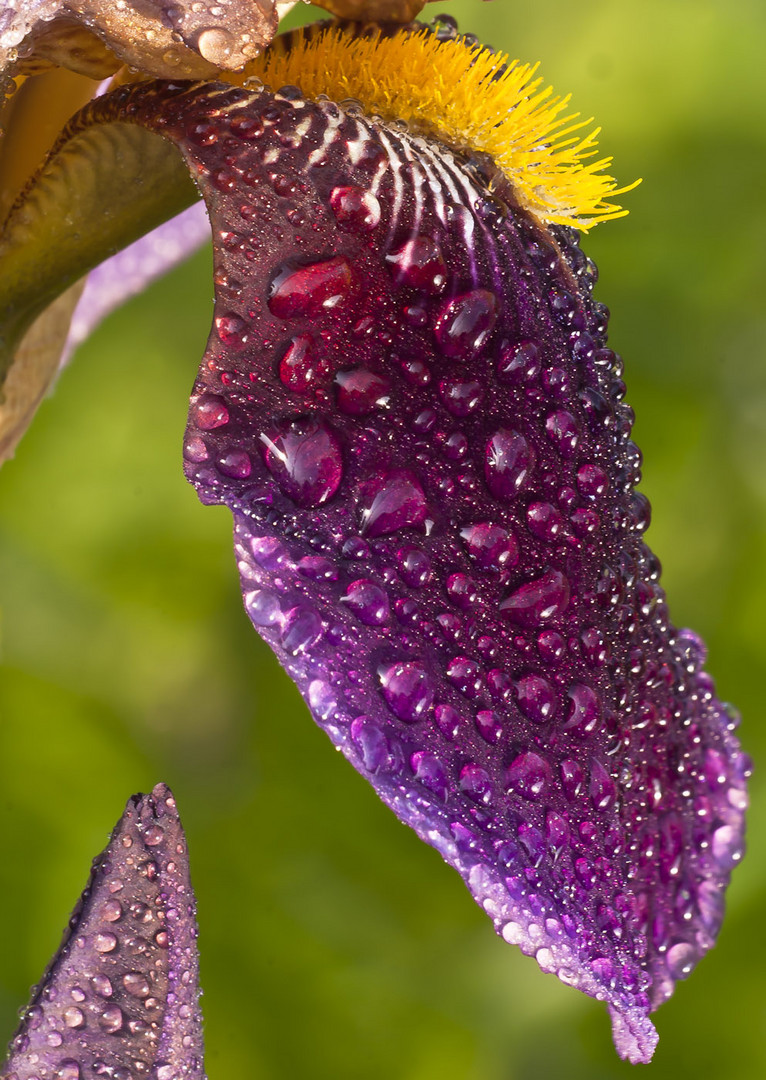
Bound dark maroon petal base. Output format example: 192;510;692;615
112;79;748;1062
1;785;204;1080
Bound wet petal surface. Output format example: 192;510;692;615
111;77;746;1063
1;784;205;1080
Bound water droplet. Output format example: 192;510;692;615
62;1007;84;1029
526;502;564;543
350;716;391;772
193;394;229;430
361;472;428;537
229;114;264;140
589;759;616;810
505;752;551;800
342;580;390;625
308;679;337;721
439;377;483;416
397;546;431;587
143;824;164;847
93;932;117;954
386;236;446;293
297;556;338;581
261;416;343;506
546;811;570;850
268;256;357;318
250;535;291;571
460;522;518;571
475;709;503;745
278;334;329;394
485;429;534;499
446;573;479;610
563;684;601;735
561;759;584;800
514;674;557;723
497;340;540;383
244;588;282;627
215;312;248;349
411;751;449;801
335;369;390;415
711;824;744;870
56;1062;81;1080
123;972;150;999
545;410;579;456
98;1005;123;1034
196;26;235;65
459;763;493;804
570;507;600;536
500;571;570;627
435;703;463;740
446;657;483;698
101;899;122;922
666;941;696;980
280;605;324;655
91;974;112;998
538;630;565;664
330;186;381;230
218;449;252;479
378;661;434;722
576;463;609;498
434;289;497;359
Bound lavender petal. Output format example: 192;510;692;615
63;201;210;365
1;783;205;1080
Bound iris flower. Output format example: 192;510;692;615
0;0;750;1071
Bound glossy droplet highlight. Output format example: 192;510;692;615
387;236;446;293
378;661;434;723
279;334;329;394
506;752;551;800
485;429;535;499
500;571;570;627
361;472;428;537
460;522;518;571
268;256;357;318
335;369;390;415
261;417;343;506
330;186;381;230
342;580;390;626
434;289;497;359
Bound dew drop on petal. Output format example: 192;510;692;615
434;289;497;359
268;256;357;318
485;429;535;499
378;661;434;722
261;417;343;506
361;472;428;537
500;571;570;626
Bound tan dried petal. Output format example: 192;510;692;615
1;0;280;82
315;0;429;21
13;16;120;79
0;278;84;464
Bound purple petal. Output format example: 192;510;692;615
118;79;747;1061
1;783;205;1080
62;202;210;365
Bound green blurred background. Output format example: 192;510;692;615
1;1;765;1076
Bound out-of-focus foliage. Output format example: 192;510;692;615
1;2;764;1077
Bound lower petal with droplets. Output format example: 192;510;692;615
112;76;747;1061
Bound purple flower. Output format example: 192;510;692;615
1;784;205;1080
0;13;749;1066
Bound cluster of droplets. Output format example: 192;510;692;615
2;786;203;1080
118;76;749;1055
